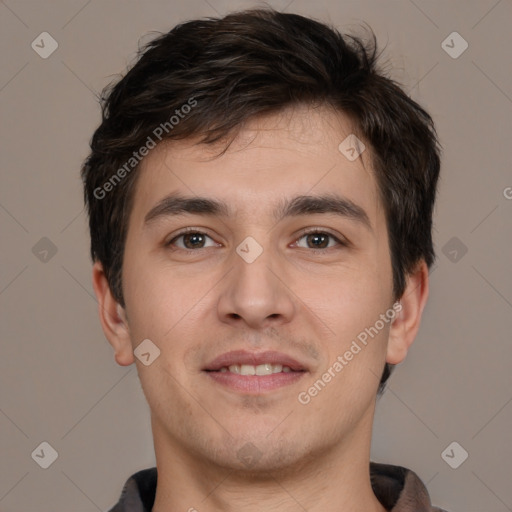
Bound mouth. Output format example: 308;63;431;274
213;363;298;375
203;350;307;393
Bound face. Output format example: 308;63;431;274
119;106;396;471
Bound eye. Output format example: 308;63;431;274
293;230;345;250
166;230;218;250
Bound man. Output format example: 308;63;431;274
82;8;447;512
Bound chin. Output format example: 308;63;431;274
201;429;316;475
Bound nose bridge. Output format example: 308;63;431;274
217;236;295;328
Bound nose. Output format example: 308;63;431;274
216;243;296;330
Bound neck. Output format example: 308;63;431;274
151;405;386;512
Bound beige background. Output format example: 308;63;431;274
1;1;511;511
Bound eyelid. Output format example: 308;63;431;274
293;227;350;247
165;227;219;248
164;227;350;250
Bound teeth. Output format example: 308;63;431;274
255;363;274;376
240;364;256;376
225;364;290;375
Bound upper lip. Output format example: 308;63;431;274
204;350;308;372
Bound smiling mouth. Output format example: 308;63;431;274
203;350;308;393
209;363;302;375
204;361;306;393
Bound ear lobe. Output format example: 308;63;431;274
386;260;430;365
92;261;134;366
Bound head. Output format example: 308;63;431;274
83;9;439;473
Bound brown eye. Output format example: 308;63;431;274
182;232;206;249
295;231;343;250
305;233;330;249
167;231;217;250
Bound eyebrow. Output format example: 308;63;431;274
144;192;371;230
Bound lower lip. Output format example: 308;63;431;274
204;370;306;393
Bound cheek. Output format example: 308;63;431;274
298;260;391;337
122;254;219;370
122;254;186;344
294;255;392;392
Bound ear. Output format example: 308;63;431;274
386;260;430;365
92;261;134;366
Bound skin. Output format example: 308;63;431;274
93;105;429;512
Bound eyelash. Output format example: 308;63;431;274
165;227;348;252
294;228;348;250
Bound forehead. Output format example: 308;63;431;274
130;105;383;228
